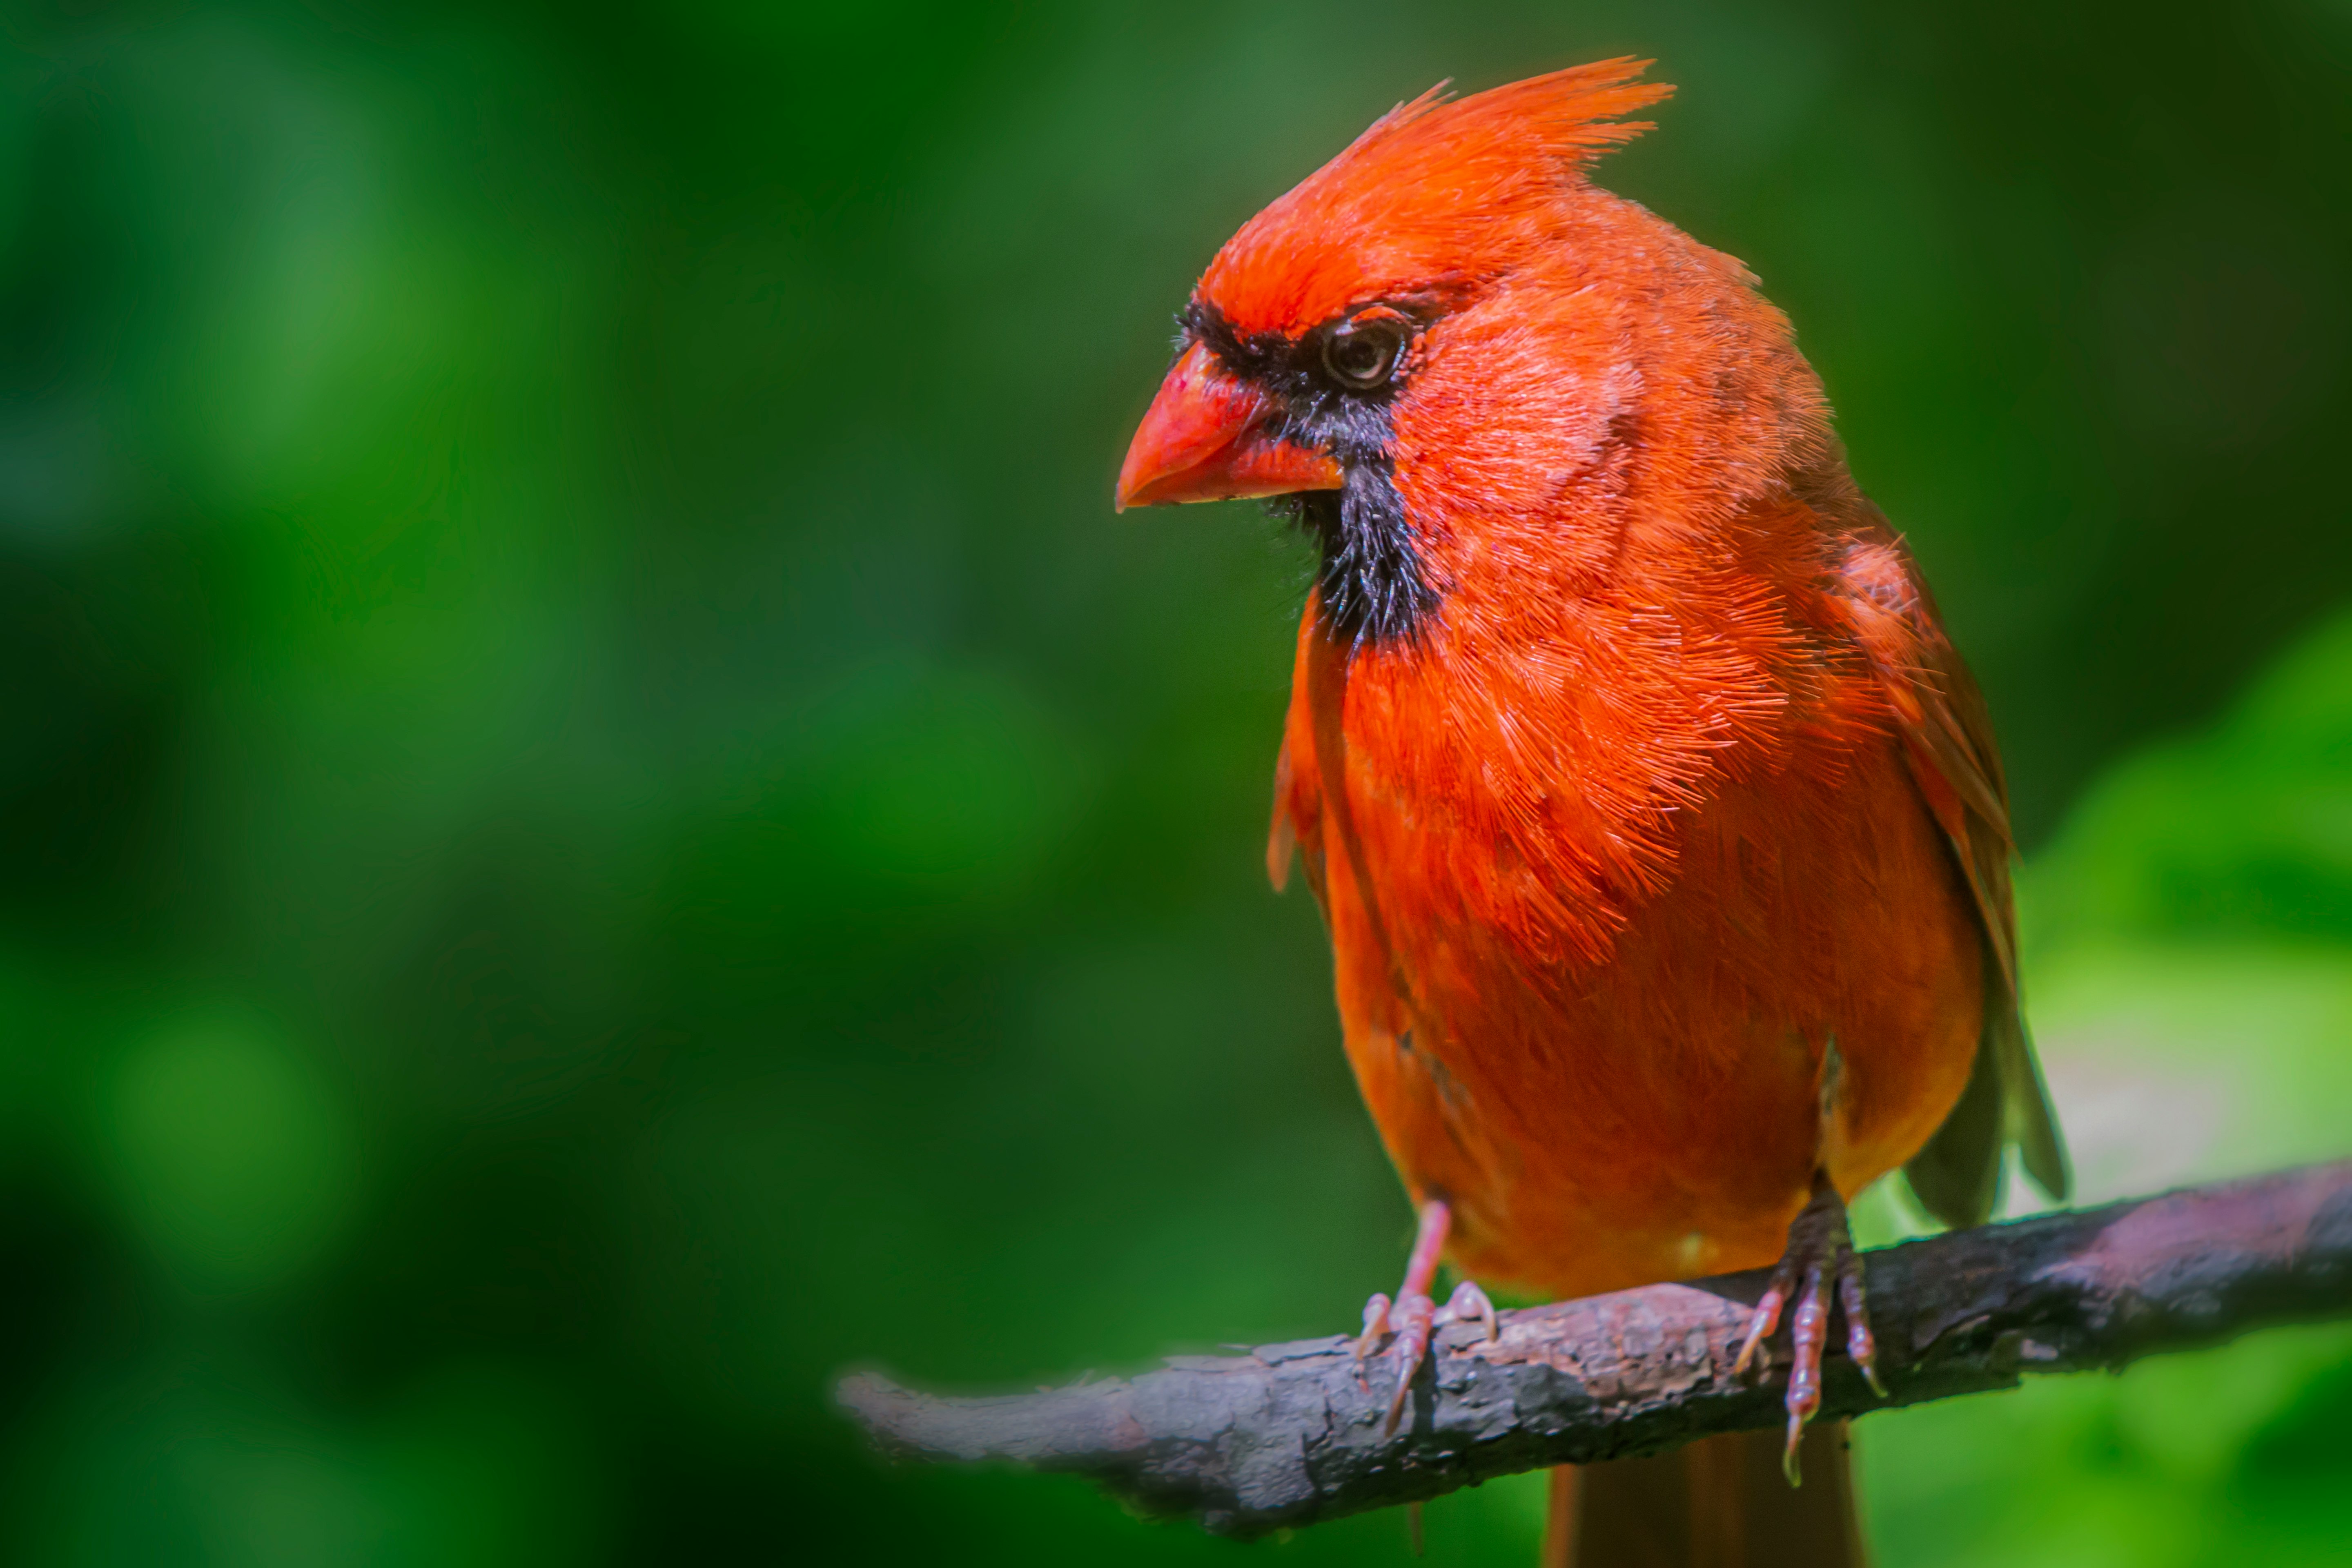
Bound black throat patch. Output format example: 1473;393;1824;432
1183;300;1439;648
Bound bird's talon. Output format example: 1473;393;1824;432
1379;1291;1439;1434
1358;1199;1466;1434
1837;1244;1890;1399
1733;1276;1792;1377
1384;1367;1415;1433
1439;1279;1499;1342
1737;1172;1884;1483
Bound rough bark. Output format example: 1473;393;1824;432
836;1161;2352;1538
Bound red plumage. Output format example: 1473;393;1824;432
1119;59;2066;1563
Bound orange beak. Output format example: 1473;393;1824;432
1114;342;1343;510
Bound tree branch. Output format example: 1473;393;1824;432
836;1161;2352;1537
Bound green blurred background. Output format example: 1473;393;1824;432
2;1;2349;1563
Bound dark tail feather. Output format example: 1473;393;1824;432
1904;958;2072;1232
1902;1008;2006;1229
1541;1423;1869;1567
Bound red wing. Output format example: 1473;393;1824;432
1268;735;1329;911
1837;520;2069;1223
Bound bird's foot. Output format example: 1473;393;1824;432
1731;1172;1888;1483
1356;1279;1499;1432
1354;1198;1498;1434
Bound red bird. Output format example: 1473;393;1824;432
1116;60;2067;1564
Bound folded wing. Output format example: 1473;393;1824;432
1836;516;2069;1227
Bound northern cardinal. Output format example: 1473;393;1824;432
1116;60;2067;1566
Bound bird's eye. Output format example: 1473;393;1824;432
1321;315;1409;391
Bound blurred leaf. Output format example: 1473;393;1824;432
100;1005;357;1294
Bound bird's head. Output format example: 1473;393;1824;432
1118;60;1789;650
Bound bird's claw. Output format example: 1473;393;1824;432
1379;1291;1439;1431
1839;1256;1889;1398
1443;1278;1500;1343
1355;1292;1395;1359
1350;1199;1497;1433
1734;1173;1887;1484
1358;1277;1500;1433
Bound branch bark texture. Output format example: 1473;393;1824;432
837;1161;2352;1538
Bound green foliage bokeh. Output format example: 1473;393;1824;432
2;1;2348;1563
